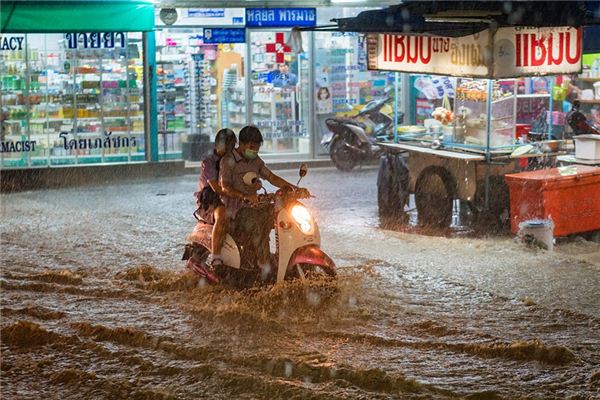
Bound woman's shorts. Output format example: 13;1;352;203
194;187;223;224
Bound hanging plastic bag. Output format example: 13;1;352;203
286;28;304;54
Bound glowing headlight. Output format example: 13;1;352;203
291;205;313;234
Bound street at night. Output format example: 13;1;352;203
1;167;599;399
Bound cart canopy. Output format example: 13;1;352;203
330;1;600;37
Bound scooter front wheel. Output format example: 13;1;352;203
291;263;336;281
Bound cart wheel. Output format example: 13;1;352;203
330;134;359;172
471;176;510;233
377;154;409;220
415;166;455;228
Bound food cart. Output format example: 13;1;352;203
301;2;600;234
365;25;589;230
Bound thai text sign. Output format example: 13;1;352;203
187;8;225;18
65;32;125;50
367;30;491;77
367;26;582;78
203;28;245;44
246;8;316;27
493;26;582;77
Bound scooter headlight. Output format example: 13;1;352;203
291;205;313;234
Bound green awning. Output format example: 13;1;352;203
1;1;155;33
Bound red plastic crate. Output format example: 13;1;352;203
504;166;600;237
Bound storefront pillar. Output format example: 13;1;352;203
144;31;159;162
308;31;317;158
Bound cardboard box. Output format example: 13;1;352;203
575;135;600;160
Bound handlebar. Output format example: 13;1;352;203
246;187;312;207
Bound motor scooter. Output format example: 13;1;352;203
182;164;336;287
321;96;404;171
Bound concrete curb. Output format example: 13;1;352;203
1;161;186;193
0;159;338;193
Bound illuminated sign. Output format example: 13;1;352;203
367;26;582;78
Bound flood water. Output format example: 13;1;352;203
1;168;599;399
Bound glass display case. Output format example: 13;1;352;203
406;74;571;151
452;78;517;149
1;33;145;168
157;56;190;159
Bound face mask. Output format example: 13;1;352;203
243;149;258;160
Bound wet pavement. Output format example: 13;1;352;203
1;167;599;399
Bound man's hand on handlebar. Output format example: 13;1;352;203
243;194;259;205
292;187;311;199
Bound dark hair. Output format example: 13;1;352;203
239;125;263;145
215;128;236;148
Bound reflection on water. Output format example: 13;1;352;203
2;170;599;399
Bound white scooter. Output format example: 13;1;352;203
182;164;336;287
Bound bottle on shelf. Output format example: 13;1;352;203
592;58;600;79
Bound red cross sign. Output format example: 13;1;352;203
265;32;291;63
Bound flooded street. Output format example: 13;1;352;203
1;167;599;399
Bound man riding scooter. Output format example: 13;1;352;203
219;125;302;277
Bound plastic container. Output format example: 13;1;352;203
505;166;600;237
515;124;531;140
574;135;600;161
594;81;600;100
518;220;554;251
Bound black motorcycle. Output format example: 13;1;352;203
321;97;404;171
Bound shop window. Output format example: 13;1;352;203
156;28;247;161
1;34;32;168
250;31;310;155
314;32;398;155
1;33;145;168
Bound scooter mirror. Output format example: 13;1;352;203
299;163;308;178
297;163;308;186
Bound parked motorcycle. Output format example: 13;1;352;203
321;96;404;171
182;165;336;288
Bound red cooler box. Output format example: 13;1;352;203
504;166;600;236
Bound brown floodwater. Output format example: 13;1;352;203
1;168;599;399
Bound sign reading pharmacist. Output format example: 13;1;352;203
367;26;582;79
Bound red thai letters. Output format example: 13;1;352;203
383;34;432;65
516;28;581;67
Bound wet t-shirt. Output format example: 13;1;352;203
219;149;271;218
198;152;220;192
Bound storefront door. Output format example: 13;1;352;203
249;30;311;156
314;32;398;156
156;27;247;160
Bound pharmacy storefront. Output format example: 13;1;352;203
1;4;400;169
0;1;154;168
155;7;397;160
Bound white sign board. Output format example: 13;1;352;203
155;8;245;27
367;26;582;78
493;26;582;77
367;30;491;77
